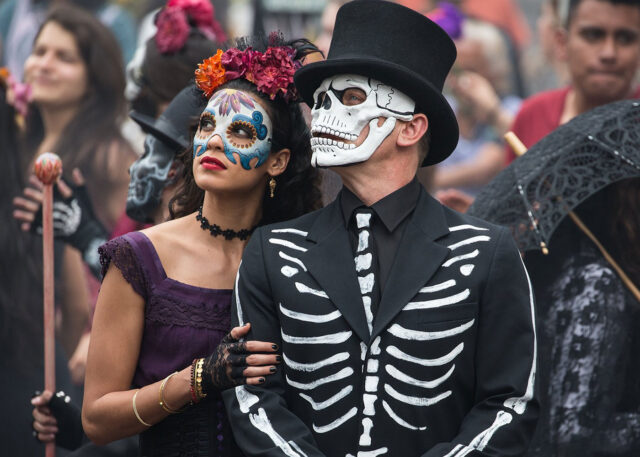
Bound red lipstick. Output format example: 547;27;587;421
200;156;227;170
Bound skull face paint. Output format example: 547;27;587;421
126;134;176;223
193;89;272;170
310;74;416;167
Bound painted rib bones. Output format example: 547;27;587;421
233;224;532;457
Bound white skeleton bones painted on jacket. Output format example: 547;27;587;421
310;74;416;167
230;222;537;457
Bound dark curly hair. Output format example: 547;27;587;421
169;37;322;224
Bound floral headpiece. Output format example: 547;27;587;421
0;67;31;121
155;0;226;54
195;45;302;102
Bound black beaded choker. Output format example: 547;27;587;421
195;206;256;241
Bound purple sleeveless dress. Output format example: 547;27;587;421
99;231;241;457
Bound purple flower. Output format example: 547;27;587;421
427;2;465;40
212;89;255;115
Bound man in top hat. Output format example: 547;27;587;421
223;1;538;456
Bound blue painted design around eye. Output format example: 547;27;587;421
193;108;217;158
220;110;271;169
223;142;271;170
233;111;268;140
193;134;213;158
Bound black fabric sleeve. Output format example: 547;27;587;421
422;228;539;457
222;228;327;457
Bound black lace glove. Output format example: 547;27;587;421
31;182;108;278
201;332;252;392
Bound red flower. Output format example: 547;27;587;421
246;47;297;100
221;48;253;80
167;0;227;43
155;6;190;53
168;0;214;29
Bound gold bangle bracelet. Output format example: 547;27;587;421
159;372;185;414
194;358;207;401
132;389;151;427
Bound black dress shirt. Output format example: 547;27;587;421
340;177;421;293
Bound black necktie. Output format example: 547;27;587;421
353;208;380;335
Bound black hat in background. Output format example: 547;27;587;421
295;0;459;166
129;84;205;151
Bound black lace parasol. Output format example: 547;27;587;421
468;99;640;253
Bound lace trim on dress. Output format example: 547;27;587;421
146;294;231;331
98;236;148;300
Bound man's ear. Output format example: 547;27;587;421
267;148;291;177
396;113;429;148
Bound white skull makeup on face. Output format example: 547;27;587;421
310;74;416;167
126;135;175;223
194;89;273;170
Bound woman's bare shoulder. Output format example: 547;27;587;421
139;215;195;251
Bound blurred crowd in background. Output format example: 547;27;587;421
2;0;640;455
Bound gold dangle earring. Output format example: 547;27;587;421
269;177;276;198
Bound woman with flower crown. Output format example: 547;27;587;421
81;36;322;456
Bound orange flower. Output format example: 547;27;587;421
195;50;227;98
0;67;9;88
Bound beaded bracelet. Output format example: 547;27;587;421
194;358;208;402
159;372;186;414
189;358;199;404
132;389;151;427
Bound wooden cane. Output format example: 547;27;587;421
503;132;549;254
504;131;527;157
504;132;640;302
34;153;62;457
566;211;640;302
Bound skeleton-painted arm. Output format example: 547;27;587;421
223;228;327;457
422;228;539;457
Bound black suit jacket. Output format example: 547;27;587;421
223;188;538;457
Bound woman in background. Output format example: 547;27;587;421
18;4;136;230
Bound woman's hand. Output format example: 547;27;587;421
32;391;58;443
13;169;106;241
203;323;281;390
13;174;45;232
13;169;108;277
32;390;84;450
449;71;502;124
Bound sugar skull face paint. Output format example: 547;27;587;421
310;74;415;167
126;134;175;223
193;89;273;170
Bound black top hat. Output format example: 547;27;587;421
295;0;459;166
129;85;205;151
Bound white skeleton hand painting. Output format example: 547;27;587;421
310;75;415;168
